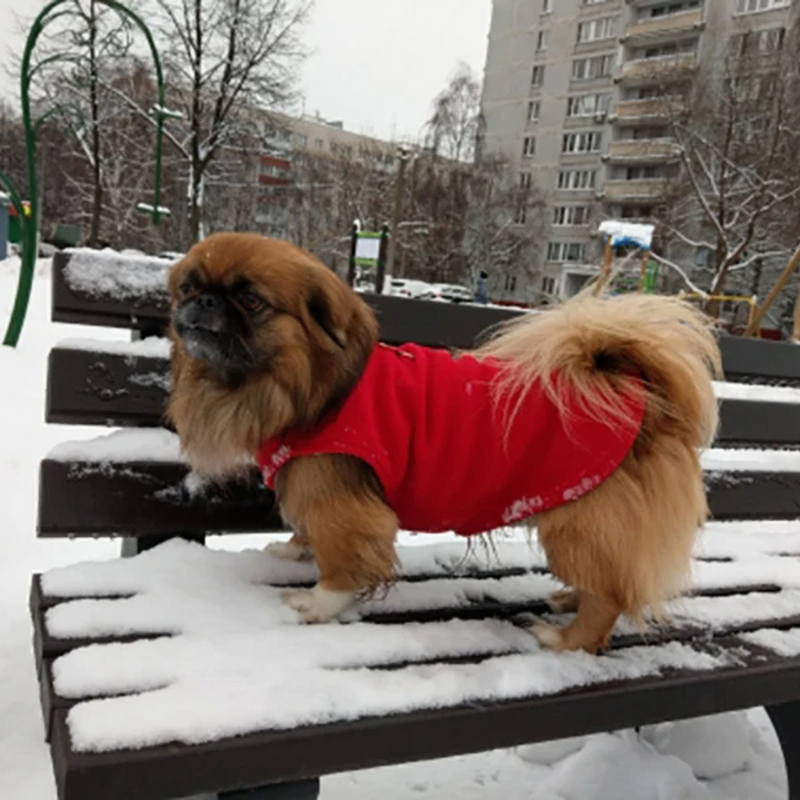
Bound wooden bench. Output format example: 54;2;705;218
31;248;800;800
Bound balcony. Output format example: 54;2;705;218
614;95;685;125
601;178;668;202
622;10;703;44
618;53;698;86
605;138;682;163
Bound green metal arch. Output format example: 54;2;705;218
3;0;169;347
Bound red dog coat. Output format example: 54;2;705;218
257;343;645;535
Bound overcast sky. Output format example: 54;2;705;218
0;0;492;142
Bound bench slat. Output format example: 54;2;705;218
29;567;800;800
47;346;800;446
51;252;800;383
42;646;800;800
47;348;169;427
47;348;800;447
37;461;283;536
37;459;800;537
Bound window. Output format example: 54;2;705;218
634;39;697;60
513;206;527;225
733;27;786;55
641;1;700;18
520;172;533;189
531;64;546;87
572;54;615;80
625;166;661;180
505;274;518;292
527;100;541;121
696;246;710;267
553;206;591;226
558;169;597;189
541;276;556;294
736;0;789;13
547;242;586;262
542;0;552;12
537;30;548;51
566;93;610;117
562;131;602;153
522;136;536;157
577;16;616;43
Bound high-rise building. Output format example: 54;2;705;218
479;0;795;301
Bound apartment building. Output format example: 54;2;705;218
479;0;796;301
254;112;397;240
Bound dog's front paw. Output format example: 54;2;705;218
546;589;580;614
528;617;567;652
282;585;355;624
266;539;313;562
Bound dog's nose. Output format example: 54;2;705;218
197;293;221;310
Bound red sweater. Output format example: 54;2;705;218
257;343;645;535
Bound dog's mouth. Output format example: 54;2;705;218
178;326;254;372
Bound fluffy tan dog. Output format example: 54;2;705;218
168;232;721;652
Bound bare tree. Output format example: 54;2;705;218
144;0;311;245
423;63;481;163
27;0;136;246
661;20;800;299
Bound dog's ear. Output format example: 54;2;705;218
304;278;349;351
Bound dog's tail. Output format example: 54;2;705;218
475;294;722;449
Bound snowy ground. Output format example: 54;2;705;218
0;256;789;799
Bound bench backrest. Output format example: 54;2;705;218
38;248;800;542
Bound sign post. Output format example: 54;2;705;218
349;225;390;294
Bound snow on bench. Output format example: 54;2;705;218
37;528;800;754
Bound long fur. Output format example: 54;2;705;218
168;233;378;478
476;295;722;647
168;233;722;652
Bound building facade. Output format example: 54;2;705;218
479;0;795;300
254;112;397;242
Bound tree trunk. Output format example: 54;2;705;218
88;0;103;247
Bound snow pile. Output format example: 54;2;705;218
63;248;171;300
644;714;751;780
37;534;800;753
56;336;172;359
46;428;182;463
598;220;655;250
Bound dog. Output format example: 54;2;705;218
167;232;721;652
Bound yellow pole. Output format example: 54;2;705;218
639;250;648;293
745;244;800;337
593;238;614;296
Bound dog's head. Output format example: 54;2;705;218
167;233;378;474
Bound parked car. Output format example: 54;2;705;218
432;283;475;303
389;278;437;300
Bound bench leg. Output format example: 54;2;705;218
766;701;800;800
217;779;320;799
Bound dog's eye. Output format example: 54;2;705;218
238;290;265;312
179;280;194;296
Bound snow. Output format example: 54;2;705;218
0;254;790;798
644;714;751;780
56;336;172;358
62;247;172;299
713;380;800;403
702;448;800;472
598;220;655;250
46;428;182;463
35;532;800;753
